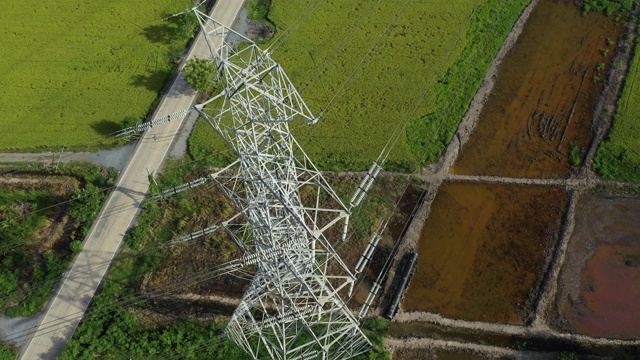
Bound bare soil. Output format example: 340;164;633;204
0;174;79;197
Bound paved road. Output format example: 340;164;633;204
18;2;243;359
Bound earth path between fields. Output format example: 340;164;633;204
0;108;199;173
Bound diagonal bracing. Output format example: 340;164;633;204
191;9;372;360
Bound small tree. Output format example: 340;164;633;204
182;58;217;94
177;11;198;41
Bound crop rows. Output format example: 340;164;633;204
190;0;529;171
0;0;192;151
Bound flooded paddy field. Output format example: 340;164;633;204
453;0;622;178
552;192;640;339
403;182;567;323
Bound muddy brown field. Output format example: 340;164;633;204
552;192;640;339
403;182;567;324
452;0;623;178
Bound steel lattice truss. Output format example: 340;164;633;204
192;9;373;360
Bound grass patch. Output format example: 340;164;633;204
570;142;583;167
59;278;246;359
0;342;16;360
582;0;636;16
0;162;117;317
189;0;529;171
594;27;640;184
0;1;198;151
246;0;272;22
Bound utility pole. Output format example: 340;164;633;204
192;9;373;360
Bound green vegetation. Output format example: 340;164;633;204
356;318;391;360
582;0;636;16
58;158;240;358
60;162;244;360
58;157;403;358
59;279;247;359
189;0;529;172
569;142;583;167
183;58;219;94
121;115;142;131
0;1;198;151
246;0;272;22
594;28;640;183
407;0;530;165
0;162;116;317
0;343;15;360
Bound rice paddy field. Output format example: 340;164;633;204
594;31;640;183
189;0;530;171
0;0;193;151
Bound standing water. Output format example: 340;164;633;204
403;182;566;323
453;0;623;178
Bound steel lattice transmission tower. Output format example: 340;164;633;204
192;9;373;360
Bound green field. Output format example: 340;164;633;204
0;1;194;151
190;0;529;171
595;28;640;183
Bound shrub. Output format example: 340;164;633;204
0;345;16;360
0;269;17;295
69;184;106;237
361;317;389;334
182;58;218;94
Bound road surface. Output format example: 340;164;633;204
18;1;244;359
